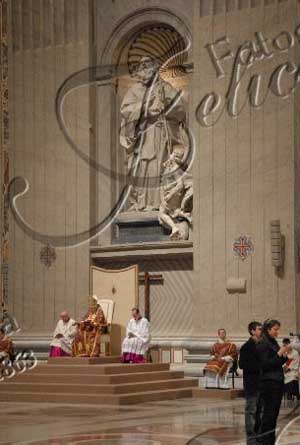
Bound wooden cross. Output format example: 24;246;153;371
138;272;163;321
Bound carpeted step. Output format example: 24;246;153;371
118;387;194;405
0;378;198;395
47;356;121;365
12;370;184;385
0;359;197;405
192;388;243;400
30;363;170;375
0;387;194;405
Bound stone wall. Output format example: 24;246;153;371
93;0;300;338
92;253;194;339
294;0;300;330
6;0;300;342
9;0;91;333
193;0;299;335
0;0;9;309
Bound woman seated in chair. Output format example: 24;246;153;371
72;301;107;357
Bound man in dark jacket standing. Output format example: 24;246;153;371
256;319;290;445
239;321;262;445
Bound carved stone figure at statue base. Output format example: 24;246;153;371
168;219;190;241
159;146;193;241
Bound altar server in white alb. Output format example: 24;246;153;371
122;308;150;363
49;311;76;357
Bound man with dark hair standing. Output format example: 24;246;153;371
239;321;262;445
257;319;290;445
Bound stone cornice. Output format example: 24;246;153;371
90;241;193;261
200;0;289;17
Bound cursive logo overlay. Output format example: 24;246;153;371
196;25;300;127
0;350;37;381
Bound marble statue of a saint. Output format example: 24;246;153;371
120;56;187;211
159;145;193;240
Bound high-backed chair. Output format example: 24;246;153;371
92;296;115;355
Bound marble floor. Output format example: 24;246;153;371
1;398;300;445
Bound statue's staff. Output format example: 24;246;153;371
157;76;172;158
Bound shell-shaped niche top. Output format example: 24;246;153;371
127;26;188;79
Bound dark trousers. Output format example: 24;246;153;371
284;380;300;400
245;392;262;445
258;381;283;445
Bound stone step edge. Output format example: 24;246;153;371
30;366;170;375
47;356;121;364
0;378;198;390
0;387;195;401
15;370;178;378
34;363;170;370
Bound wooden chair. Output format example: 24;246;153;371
92;296;115;356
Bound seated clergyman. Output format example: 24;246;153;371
72;301;107;357
0;327;13;360
203;328;237;389
122;308;150;364
0;309;20;336
49;311;76;357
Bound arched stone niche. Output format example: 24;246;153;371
93;8;193;245
100;8;192;66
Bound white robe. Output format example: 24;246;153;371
284;348;299;384
122;317;150;356
50;318;76;355
291;338;300;352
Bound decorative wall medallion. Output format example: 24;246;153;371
40;244;56;268
233;235;253;260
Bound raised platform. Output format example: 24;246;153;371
193;388;244;400
47;356;121;365
0;358;199;405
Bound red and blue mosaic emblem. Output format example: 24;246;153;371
233;235;253;260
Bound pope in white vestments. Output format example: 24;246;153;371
122;308;150;363
49;311;76;357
